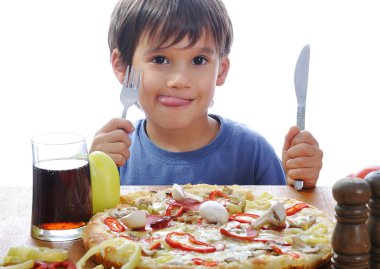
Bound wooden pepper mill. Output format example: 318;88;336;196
365;171;380;268
332;177;371;269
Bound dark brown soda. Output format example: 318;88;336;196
32;159;92;230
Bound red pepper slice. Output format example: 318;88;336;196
47;261;75;269
286;203;309;216
208;190;229;200
192;258;219;267
286;252;300;259
104;217;125;232
142;236;162;250
270;245;300;258
220;222;258;241
165;232;217;253
165;204;184;218
229;213;259;223
270;244;283;254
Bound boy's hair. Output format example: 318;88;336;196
108;0;233;65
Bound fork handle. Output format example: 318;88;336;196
121;108;127;119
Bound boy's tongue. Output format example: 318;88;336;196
158;96;192;107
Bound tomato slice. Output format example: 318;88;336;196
104;217;125;232
165;232;217;253
286;203;309;216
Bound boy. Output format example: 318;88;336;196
90;0;323;188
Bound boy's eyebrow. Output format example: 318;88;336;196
144;46;216;55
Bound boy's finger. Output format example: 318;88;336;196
97;118;135;134
282;126;300;151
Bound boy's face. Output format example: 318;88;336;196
128;33;230;130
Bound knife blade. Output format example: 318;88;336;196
293;44;310;190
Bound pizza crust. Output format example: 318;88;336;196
83;184;334;269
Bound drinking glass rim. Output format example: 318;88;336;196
31;132;86;145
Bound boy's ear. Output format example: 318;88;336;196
216;56;230;86
111;48;127;84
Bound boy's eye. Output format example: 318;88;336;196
152;56;168;64
192;56;207;65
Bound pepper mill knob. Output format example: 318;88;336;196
332;177;371;269
365;171;380;269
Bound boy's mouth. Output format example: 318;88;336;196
158;95;193;107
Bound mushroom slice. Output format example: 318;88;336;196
120;210;147;229
109;207;138;218
199;200;229;224
292;236;320;253
172;184;203;202
250;203;286;229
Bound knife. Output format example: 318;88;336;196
293;44;310;190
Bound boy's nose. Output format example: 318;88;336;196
167;68;191;90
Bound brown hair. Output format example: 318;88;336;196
108;0;233;65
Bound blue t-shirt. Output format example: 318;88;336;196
119;115;286;186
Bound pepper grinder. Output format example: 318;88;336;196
332;177;371;269
365;171;380;268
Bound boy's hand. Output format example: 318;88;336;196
90;118;135;167
281;126;323;188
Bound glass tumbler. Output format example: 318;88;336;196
31;132;92;241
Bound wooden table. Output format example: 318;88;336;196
0;186;336;268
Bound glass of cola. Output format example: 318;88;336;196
31;132;92;241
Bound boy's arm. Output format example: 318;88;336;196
281;126;323;188
90;118;135;167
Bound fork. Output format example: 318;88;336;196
120;65;141;118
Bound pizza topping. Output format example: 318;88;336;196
141;237;162;256
7;247;69;263
229;213;259;223
120;210;147;230
76;238;141;269
245;192;272;211
165;232;218;253
172;184;203;203
149;216;172;230
131;197;153;211
104;217;126;232
47;261;75;269
208;190;230;200
250;203;286;229
288;214;316;229
199;201;229;224
0;259;34;269
286;203;309;216
291;236;320;253
165;203;185;218
191;258;218;267
109;207;137;218
220;221;258;241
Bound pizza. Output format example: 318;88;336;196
80;184;334;269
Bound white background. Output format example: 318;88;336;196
1;0;380;187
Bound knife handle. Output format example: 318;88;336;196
294;180;304;191
296;106;306;131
